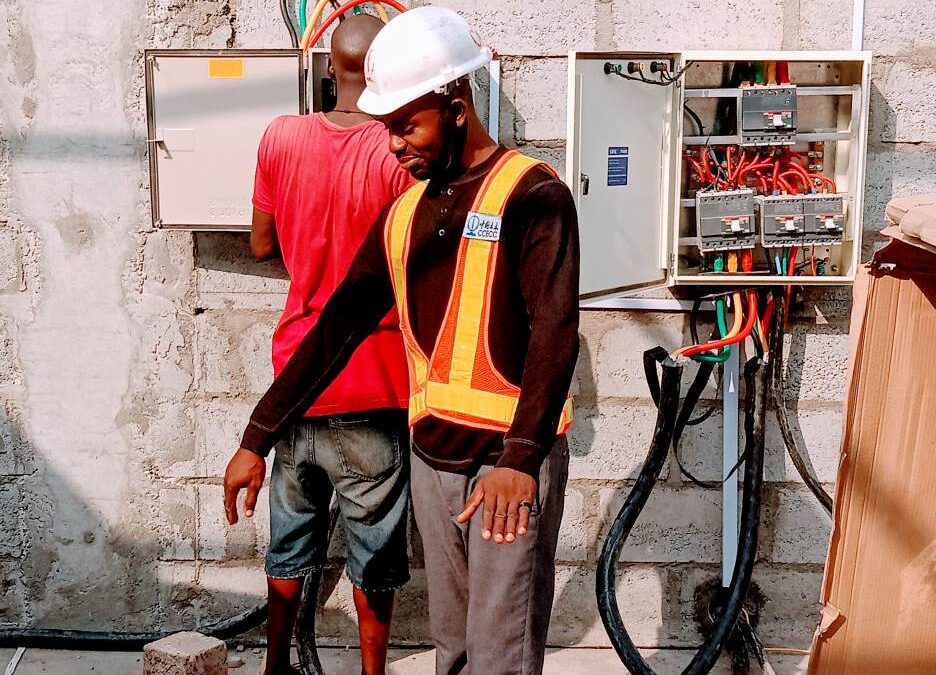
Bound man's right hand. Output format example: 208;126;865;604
223;448;266;525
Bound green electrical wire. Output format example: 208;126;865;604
691;297;731;363
753;61;765;85
299;0;308;35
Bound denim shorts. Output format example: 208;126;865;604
266;410;410;592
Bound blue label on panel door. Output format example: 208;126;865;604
608;146;628;186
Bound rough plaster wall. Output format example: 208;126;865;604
0;0;934;654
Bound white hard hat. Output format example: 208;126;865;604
357;6;492;116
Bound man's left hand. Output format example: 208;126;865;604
456;467;536;544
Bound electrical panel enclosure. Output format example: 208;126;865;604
567;50;871;296
145;50;306;231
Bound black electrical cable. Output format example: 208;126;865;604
604;61;693;87
684;105;705;136
0;605;266;651
0;502;344;659
598;340;770;675
680;355;768;675
296;497;342;675
768;295;834;515
281;0;300;48
597;350;683;674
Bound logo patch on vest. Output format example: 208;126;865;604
463;212;502;241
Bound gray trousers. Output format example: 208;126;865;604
410;438;569;675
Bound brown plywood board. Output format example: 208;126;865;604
809;254;936;675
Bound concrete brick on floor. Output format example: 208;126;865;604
599;486;722;564
143;631;226;675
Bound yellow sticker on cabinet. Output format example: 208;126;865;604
208;58;244;79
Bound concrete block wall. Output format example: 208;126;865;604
0;0;934;653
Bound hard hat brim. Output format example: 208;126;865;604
357;49;492;117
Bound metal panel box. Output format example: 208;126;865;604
567;50;871;296
145;50;305;231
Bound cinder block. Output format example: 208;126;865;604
518;143;566;176
864;0;936;56
194;232;288;311
557;485;589;562
143;631;227;675
780;322;850;402
568;403;669;480
752;567;824;648
0;398;34;476
611;1;784;50
592;313;688;400
877;61;936;144
513;58;567;141
764;487;832;564
194;311;276;396
795;0;853;49
429;0;597;55
599;486;722;564
863;149;936;229
676;407;843;484
549;565;665;647
197;484;270;561
0;228;22;293
0;484;21;556
157;486;197;561
194;397;258;478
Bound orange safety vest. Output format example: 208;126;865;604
383;150;574;435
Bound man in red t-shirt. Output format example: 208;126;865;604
223;15;413;675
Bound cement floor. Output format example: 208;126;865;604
0;646;810;674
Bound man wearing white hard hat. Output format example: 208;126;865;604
234;7;579;674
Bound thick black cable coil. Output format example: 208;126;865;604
597;342;770;675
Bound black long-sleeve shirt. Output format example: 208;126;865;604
241;146;580;477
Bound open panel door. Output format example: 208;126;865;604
567;52;680;300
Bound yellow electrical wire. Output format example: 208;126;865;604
301;0;392;49
675;291;744;357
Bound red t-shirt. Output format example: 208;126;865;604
253;113;413;416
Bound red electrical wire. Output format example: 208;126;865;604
308;0;406;48
677;290;759;358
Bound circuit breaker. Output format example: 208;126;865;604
696;189;756;251
145;49;319;231
567;50;870;297
757;195;804;248
739;86;797;145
